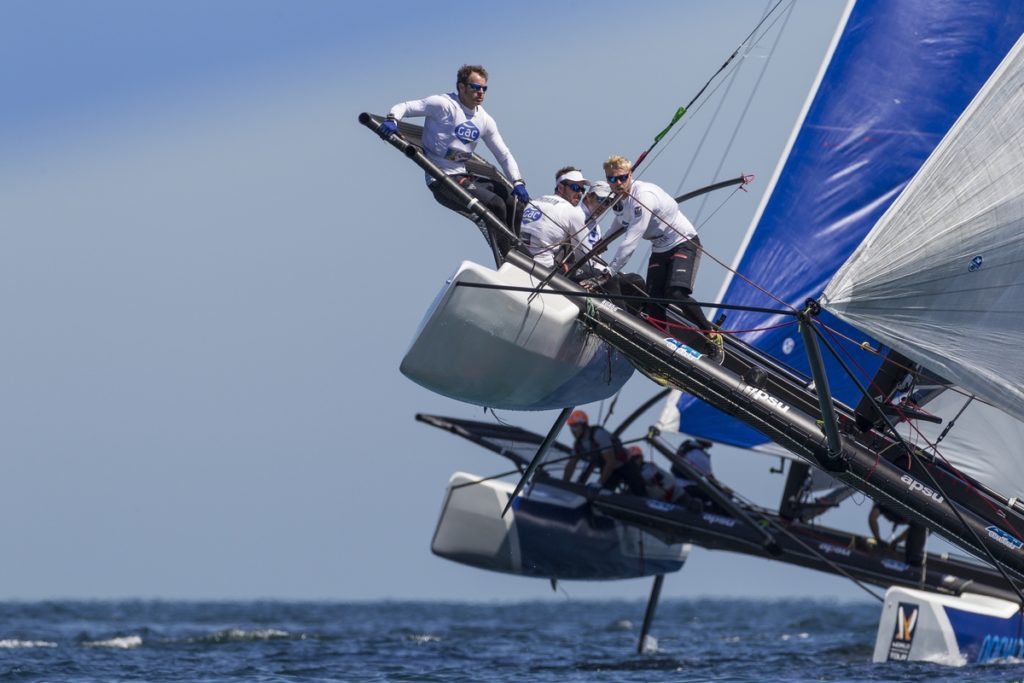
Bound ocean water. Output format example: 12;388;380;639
1;599;1022;682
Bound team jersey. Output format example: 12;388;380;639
389;93;521;185
579;203;605;251
520;194;587;268
606;180;697;274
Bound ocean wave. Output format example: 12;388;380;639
83;635;143;649
190;628;292;644
0;639;58;648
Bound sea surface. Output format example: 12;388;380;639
1;599;1023;682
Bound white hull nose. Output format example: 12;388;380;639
401;260;634;410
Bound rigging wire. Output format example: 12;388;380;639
631;0;791;175
810;321;1024;606
694;0;796;224
724;487;884;603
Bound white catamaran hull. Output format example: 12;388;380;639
873;586;1024;665
431;472;688;580
401;260;634;411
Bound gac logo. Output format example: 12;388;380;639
454;122;480;143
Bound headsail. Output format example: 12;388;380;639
669;0;1024;447
823;33;1024;424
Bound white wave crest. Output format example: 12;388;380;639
84;635;143;649
0;639;57;648
223;628;289;640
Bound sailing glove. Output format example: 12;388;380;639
511;182;530;203
377;119;399;139
580;272;611;291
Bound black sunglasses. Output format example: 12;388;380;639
560;181;587;193
607;174;630;184
465;82;488;92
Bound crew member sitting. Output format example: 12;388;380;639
563;410;645;495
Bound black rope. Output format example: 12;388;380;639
453;280;794;317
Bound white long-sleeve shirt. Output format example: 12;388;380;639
606;180;696;274
389;93;521;185
520;194;586;268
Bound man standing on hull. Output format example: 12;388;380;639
589;155;723;362
377;65;529;254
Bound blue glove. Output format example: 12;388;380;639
377;119;399;140
512;183;530;203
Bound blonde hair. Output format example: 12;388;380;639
603;155;631;174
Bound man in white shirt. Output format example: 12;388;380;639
520;167;591;269
595;155;723;362
377;65;529;251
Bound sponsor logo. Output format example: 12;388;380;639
645;499;675;513
522;206;542;223
633;206;642;218
969;255;984;272
781;337;795;355
882;558;910;572
453;121;480;143
702;513;737;528
887;602;919;661
817;542;852;557
979;634;1024;662
900;474;945;504
986;525;1024;551
740;385;791;413
664;337;702;360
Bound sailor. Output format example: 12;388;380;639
583;155;723;362
376;64;529;248
579;179;615;250
520;167;592;269
868;502;927;573
638;449;679;502
562;410;645;496
671;438;729;512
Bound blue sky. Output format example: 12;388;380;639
0;1;923;602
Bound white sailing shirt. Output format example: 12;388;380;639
580;202;605;251
388;93;521;185
606;180;697;274
520;194;587;268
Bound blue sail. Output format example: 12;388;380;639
674;0;1024;449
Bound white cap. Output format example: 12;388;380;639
588;180;613;199
556;170;591;186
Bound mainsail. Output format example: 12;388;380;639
669;0;1024;449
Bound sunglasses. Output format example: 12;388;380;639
465;82;488;92
607;174;630;184
560;181;587;193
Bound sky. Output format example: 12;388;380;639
0;0;935;603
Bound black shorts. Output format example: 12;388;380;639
646;237;701;297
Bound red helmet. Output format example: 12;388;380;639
567;410;589;426
627;445;643;458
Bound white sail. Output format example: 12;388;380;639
823;34;1024;424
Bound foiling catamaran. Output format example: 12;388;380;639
418;405;1019;656
362;0;1024;666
